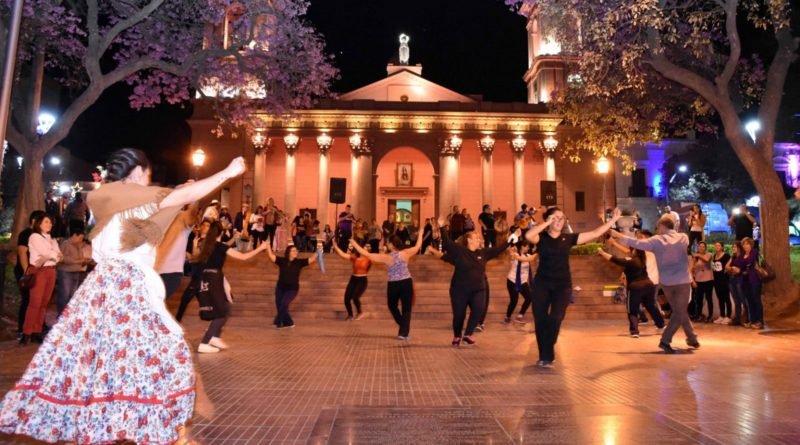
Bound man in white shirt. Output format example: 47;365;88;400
202;200;220;222
663;205;680;231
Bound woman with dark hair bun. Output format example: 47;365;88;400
264;240;320;328
351;230;424;340
0;147;247;444
525;206;623;367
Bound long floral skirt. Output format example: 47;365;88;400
0;258;196;444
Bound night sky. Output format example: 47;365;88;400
59;0;798;185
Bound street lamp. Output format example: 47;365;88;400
745;120;760;143
669;164;688;184
37;112;56;135
192;148;206;180
596;156;610;221
50;156;61;166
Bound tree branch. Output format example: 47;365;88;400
85;0;102;81
98;0;166;56
715;0;740;95
757;28;799;160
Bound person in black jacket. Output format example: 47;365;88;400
436;217;519;346
598;246;665;337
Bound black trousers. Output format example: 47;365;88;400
483;230;497;248
531;280;572;362
387;278;413;337
713;277;732;318
627;285;664;334
688;231;703;253
14;270;30;334
202;300;230;343
176;263;202;322
265;224;277;246
450;287;487;337
344;276;368;317
479;278;490;325
337;231;352;252
689;280;714;319
160;272;184;299
506;280;532;318
274;286;299;327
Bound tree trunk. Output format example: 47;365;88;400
730;140;800;321
11;153;45;246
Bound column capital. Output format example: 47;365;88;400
478;135;495;157
541;135;558;158
349;135;372;157
510;135;527;156
283;133;300;155
316;133;333;155
439;134;462;157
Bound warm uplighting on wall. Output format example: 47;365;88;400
349;134;362;150
449;134;463;150
478;135;495;155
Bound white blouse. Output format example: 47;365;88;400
28;233;61;267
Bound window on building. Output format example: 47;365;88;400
575;192;585;212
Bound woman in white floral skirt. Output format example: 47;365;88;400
0;148;245;444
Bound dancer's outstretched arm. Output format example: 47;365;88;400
160;157;245;209
524;218;553;245
227;241;268;261
331;241;351;261
576;208;622;245
400;225;426;261
265;241;277;263
351;238;393;265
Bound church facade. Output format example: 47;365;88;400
188;17;615;232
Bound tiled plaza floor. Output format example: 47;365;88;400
1;316;799;444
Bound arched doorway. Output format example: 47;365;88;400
375;147;436;229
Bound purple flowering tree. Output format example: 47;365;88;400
507;0;799;318
3;0;337;240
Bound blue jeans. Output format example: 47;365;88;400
57;270;82;315
744;279;763;324
274;286;299;327
729;277;748;323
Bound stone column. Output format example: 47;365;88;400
511;139;527;212
350;137;373;221
283;134;300;218
542;136;558;181
316;136;332;227
438;136;462;216
478;136;495;206
253;151;267;207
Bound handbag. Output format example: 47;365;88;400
197;271;228;321
754;260;776;283
18;267;37;289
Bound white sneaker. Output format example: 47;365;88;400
713;318;724;324
722;317;731;324
209;337;229;350
197;343;220;353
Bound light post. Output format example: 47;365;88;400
192;148;206;180
745;120;760;143
596;156;610;221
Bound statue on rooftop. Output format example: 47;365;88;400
399;34;410;65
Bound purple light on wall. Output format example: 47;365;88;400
789;153;799;188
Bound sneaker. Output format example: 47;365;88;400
712;318;724;324
197;343;220;353
475;324;485;332
656;326;665;333
743;322;752;328
639;320;650;325
537;360;554;368
345;316;354;321
397;335;409;341
209;337;229;350
355;312;366;320
750;322;763;330
462;336;477;345
503;317;512;324
630;333;640;338
686;338;700;349
658;341;676;354
452;337;461;347
514;315;526;324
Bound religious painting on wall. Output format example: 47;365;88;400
396;163;413;186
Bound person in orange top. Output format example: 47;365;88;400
332;240;371;320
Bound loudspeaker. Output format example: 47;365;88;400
541;180;557;207
329;178;346;204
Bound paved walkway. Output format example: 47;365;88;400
1;316;799;444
